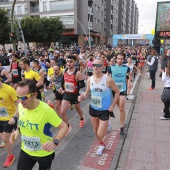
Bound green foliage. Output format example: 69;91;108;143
20;17;64;43
0;9;10;45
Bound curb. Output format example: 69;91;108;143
109;71;143;170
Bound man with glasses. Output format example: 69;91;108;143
19;57;43;100
60;55;85;135
10;79;68;170
0;74;18;167
108;53;133;135
78;58;119;156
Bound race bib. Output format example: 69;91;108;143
88;67;93;73
54;82;61;91
91;96;102;108
0;107;9;117
132;60;136;65
42;68;47;75
65;82;74;92
22;135;41;151
12;69;18;76
116;83;123;92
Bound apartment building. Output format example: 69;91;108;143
0;0;139;46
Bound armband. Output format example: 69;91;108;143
77;80;85;89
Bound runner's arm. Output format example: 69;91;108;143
107;77;120;109
3;70;12;83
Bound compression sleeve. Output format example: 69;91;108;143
77;80;85;89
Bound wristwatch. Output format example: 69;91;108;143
53;139;59;146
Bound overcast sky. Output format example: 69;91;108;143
135;0;166;34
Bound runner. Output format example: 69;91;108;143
60;55;85;135
125;57;142;99
19;57;43;100
49;65;63;117
101;54;109;74
39;54;50;90
85;53;94;77
9;79;68;170
78;58;119;155
32;60;45;100
0;59;11;84
9;54;22;89
108;53;133;135
0;74;18;167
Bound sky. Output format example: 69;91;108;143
135;0;166;34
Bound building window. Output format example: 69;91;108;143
113;8;117;14
43;2;47;11
25;6;27;14
17;6;22;15
95;5;100;12
95;18;99;25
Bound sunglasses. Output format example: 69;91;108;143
66;59;75;63
17;93;34;101
92;64;102;68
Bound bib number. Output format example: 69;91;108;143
42;68;47;75
65;82;74;92
12;69;18;76
91;96;102;108
116;83;123;92
132;60;136;65
54;82;61;91
0;107;9;117
22;135;41;151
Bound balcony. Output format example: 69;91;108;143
88;7;93;14
50;4;74;11
88;21;93;30
30;6;39;13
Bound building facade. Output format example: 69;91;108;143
0;0;139;46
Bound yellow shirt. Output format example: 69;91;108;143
0;84;17;121
18;101;62;157
24;69;41;82
47;67;64;78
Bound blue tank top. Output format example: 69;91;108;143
90;74;111;111
110;65;129;92
39;61;47;78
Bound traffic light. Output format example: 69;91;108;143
9;32;15;42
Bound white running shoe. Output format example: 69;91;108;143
96;145;105;156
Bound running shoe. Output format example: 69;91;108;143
0;141;6;148
79;116;85;128
148;87;154;90
160;116;170;120
65;125;72;136
120;127;125;136
97;145;105;156
3;154;15;167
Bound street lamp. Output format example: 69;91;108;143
9;0;27;55
74;16;88;40
138;25;143;33
11;0;16;51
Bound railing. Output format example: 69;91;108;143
50;4;74;11
30;6;39;13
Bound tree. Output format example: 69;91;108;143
0;9;11;47
20;17;64;44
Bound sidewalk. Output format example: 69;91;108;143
117;67;170;170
